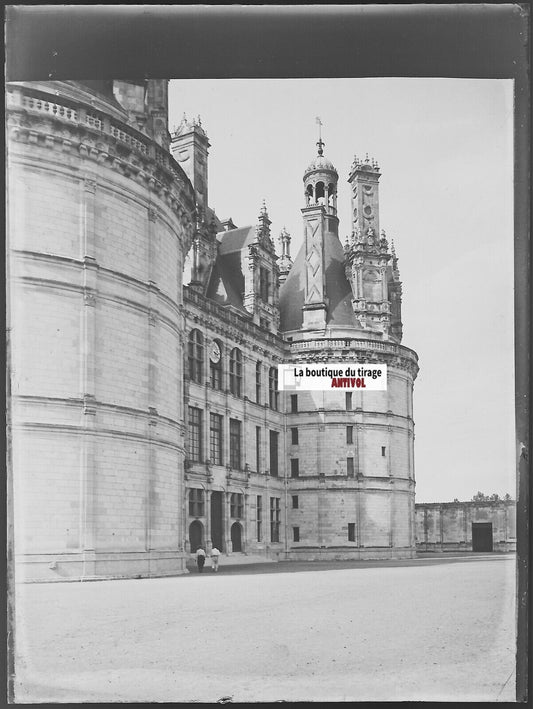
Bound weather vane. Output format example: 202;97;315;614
315;116;324;155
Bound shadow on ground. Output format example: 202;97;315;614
186;552;513;577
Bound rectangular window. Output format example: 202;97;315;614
382;446;386;457
291;394;298;413
255;426;261;473
347;456;354;477
348;522;356;542
229;348;242;397
292;495;299;509
291;427;299;445
256;495;262;541
346;425;353;444
290;458;299;478
293;527;300;542
269;367;279;410
260;267;270;302
270;497;280;543
188;407;203;462
209;413;223;465
188;330;204;383
188;488;205;517
229;418;242;470
210;359;222;389
345;392;353;411
255;362;262;403
269;430;279;476
230;492;244;518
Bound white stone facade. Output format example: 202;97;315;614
7;80;420;581
7;81;195;581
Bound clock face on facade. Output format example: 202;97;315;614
209;340;221;364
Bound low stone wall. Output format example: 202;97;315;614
415;500;516;553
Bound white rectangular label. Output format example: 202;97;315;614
278;363;387;391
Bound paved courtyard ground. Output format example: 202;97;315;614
13;554;516;703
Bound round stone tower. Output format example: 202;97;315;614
7;80;196;580
279;140;419;560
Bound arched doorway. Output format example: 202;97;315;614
231;522;242;552
189;520;203;553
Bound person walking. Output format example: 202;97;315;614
210;546;220;572
196;546;206;573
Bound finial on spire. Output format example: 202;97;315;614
315;116;325;156
278;227;293;281
278;227;292;259
257;200;271;241
365;153;369;164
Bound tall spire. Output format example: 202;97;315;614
258;200;271;231
391;239;400;277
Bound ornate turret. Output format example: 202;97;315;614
303;118;339;215
343;157;403;341
256;200;275;251
189;213;218;291
172;114;216;291
300;120;340;330
241;202;280;331
171;113;210;222
388;240;403;341
278;227;293;285
348;153;381;236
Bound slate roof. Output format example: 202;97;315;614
279;234;361;332
217;226;257;255
205;226;257;312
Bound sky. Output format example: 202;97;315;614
168;78;515;503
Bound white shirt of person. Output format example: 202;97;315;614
196;548;206;558
211;547;220;557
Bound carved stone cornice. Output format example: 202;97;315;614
288;342;418;379
7;87;196;243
